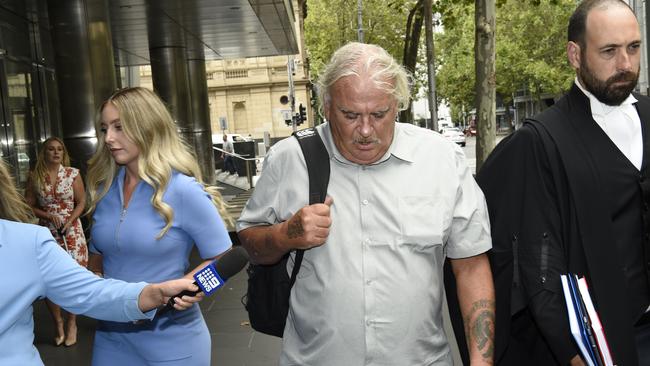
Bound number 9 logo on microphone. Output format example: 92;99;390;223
194;263;224;295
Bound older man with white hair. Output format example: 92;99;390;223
238;42;494;366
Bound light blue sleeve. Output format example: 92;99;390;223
446;144;492;258
35;227;153;321
179;177;232;259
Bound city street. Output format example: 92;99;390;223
459;135;507;174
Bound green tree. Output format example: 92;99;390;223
436;0;574;127
305;0;412;80
400;0;425;123
495;0;574;112
436;2;476;123
304;0;427;121
475;0;496;170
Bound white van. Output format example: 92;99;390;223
211;133;252;145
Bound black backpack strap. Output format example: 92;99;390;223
289;127;331;287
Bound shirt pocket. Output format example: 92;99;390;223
398;195;445;249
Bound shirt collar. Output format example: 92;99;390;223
321;122;416;166
387;123;416;163
574;77;637;116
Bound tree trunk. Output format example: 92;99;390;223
474;0;496;172
400;101;414;124
399;0;424;124
424;0;437;131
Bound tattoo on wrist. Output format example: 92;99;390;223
287;213;304;239
465;299;495;361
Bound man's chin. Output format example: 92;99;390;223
345;149;381;164
602;88;635;106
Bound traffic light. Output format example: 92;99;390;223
297;103;307;125
282;110;293;126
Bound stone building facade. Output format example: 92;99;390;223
139;0;312;141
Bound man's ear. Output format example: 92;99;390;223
323;101;331;121
567;41;581;69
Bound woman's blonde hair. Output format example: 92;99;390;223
86;87;232;238
31;137;70;194
0;159;34;222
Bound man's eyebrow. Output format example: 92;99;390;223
599;40;641;50
338;107;359;114
372;107;391;114
599;43;622;50
337;107;391;114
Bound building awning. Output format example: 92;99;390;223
109;0;299;66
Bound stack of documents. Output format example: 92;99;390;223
560;274;613;366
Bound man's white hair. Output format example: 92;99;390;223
317;42;412;113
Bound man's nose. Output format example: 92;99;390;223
358;115;373;136
617;50;633;72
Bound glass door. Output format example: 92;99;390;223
4;59;38;188
0;3;40;190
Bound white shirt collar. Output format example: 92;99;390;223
574;77;637;116
573;77;643;171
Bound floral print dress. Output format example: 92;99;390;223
37;165;88;266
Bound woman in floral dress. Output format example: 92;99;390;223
25;137;88;347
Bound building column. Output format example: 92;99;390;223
147;1;216;183
187;40;216;183
48;0;117;171
147;0;193;139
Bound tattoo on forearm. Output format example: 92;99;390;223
287;213;304;239
465;299;495;362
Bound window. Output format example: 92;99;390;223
225;69;248;79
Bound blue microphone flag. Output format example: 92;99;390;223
194;263;224;295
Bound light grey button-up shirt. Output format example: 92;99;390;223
237;122;492;365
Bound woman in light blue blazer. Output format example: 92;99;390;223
0;159;199;366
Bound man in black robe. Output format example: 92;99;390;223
447;0;650;365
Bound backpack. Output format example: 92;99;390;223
243;127;330;337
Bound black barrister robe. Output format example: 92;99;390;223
445;84;650;365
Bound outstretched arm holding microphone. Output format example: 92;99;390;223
158;246;250;315
0;158;201;366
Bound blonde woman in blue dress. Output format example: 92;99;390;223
86;87;232;365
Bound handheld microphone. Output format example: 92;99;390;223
159;246;249;314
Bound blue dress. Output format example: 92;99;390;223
90;168;232;365
0;219;152;366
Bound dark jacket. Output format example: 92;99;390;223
446;84;650;365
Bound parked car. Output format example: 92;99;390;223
441;127;466;147
463;126;477;137
211;133;253;145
